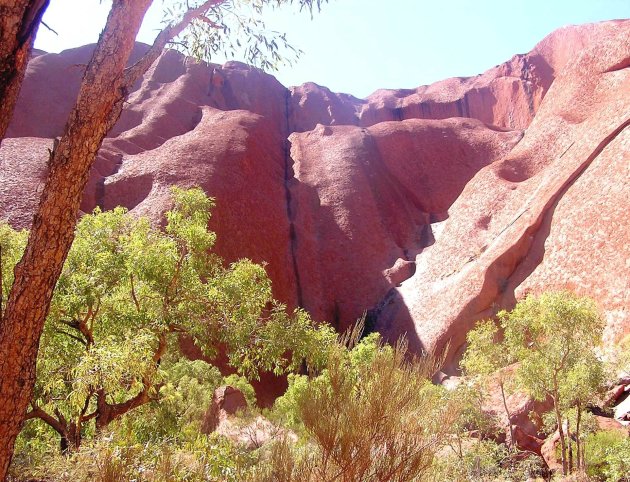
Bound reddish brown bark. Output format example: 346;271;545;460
0;1;153;475
0;0;49;142
94;333;167;430
0;1;227;475
24;406;82;453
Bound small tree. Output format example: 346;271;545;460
12;188;335;452
502;291;605;476
461;319;516;449
562;358;605;471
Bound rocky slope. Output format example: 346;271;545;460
1;20;628;373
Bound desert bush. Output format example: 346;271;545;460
431;438;545;481
9;433;257;482
582;430;630;481
260;335;457;481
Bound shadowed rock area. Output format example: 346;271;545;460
0;20;628;371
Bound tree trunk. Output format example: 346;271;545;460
0;2;153;476
94;386;153;430
554;403;568;476
59;427;80;454
54;422;81;455
499;381;515;450
575;403;582;471
0;0;49;142
567;418;573;473
60;422;81;454
0;0;227;475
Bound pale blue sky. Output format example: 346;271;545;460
35;0;630;98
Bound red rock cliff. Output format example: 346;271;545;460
0;20;628;368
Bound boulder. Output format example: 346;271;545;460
216;415;297;450
201;385;248;434
615;393;630;425
201;385;294;449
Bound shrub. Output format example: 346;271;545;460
584;430;630;481
261;336;457;481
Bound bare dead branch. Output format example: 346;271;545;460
40;20;58;35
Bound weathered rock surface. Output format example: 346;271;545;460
201;385;248;434
0;20;628;375
201;385;294;449
373;20;630;366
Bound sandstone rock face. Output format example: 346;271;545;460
373;20;630;365
0;20;628;375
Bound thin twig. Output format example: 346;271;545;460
41;20;58;35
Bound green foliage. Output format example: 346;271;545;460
602;435;630;482
264;336;457;481
114;359;224;444
461;319;513;379
447;382;501;444
163;0;329;70
219;303;338;380
348;331;389;368
270;331;388;430
0;222;27;317
502;291;605;406
10;433;257;482
11;187;334;451
269;373;309;429
432;438;545;481
223;374;257;408
585;430;628;481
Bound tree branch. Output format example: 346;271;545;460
93;332;168;429
122;0;228;90
130;274;140;312
25;405;65;436
197;15;223;29
54;328;87;346
40;20;58;36
79;389;93;419
78;305;95;347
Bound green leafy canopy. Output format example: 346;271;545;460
6;187;334;447
163;0;330;70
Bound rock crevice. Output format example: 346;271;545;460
0;19;627;364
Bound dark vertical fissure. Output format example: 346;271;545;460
282;88;304;307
